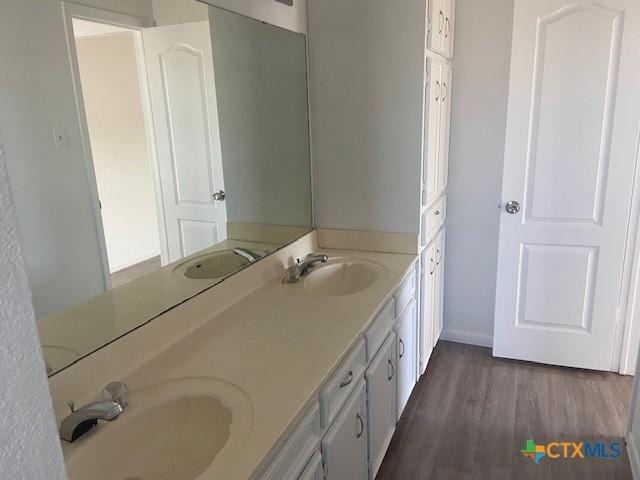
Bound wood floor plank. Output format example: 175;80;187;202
377;341;634;480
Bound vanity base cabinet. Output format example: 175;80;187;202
433;227;446;344
322;381;369;480
298;451;323;480
419;244;436;375
395;300;417;420
366;333;397;480
256;402;321;480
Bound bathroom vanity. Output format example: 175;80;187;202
29;0;454;477
49;231;422;479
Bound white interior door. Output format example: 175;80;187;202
494;0;640;370
143;21;226;263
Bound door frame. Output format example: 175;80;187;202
615;131;640;375
60;2;170;288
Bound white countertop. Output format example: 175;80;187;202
51;232;417;479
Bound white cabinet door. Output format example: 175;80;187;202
437;64;452;197
419;245;436;375
443;0;456;57
433;228;446;344
423;58;443;207
366;333;396;479
395;300;417;420
428;0;446;55
298;452;323;480
322;381;368;480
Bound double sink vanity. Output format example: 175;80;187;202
49;232;420;480
17;1;450;478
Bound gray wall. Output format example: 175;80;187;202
308;0;425;234
0;0;154;319
442;0;514;345
210;7;312;228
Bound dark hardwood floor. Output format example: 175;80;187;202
377;341;633;480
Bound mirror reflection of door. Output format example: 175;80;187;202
73;18;227;289
143;22;228;264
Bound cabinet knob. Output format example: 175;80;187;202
434;209;440;216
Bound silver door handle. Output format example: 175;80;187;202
505;200;521;214
212;190;226;201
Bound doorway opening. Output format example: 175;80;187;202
70;17;164;289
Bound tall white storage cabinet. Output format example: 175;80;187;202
309;0;455;378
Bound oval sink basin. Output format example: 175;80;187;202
302;258;385;296
64;378;254;480
173;250;251;281
42;345;81;375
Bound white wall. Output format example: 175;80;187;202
210;7;312;227
76;32;160;272
442;0;514;346
152;0;209;26
202;0;307;34
0;137;67;480
0;0;154;319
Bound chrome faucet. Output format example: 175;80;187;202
284;253;329;283
233;247;261;263
60;382;129;442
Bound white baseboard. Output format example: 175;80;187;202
441;329;493;348
628;432;640;480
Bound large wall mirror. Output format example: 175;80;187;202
7;1;312;375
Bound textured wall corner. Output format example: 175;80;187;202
0;135;67;479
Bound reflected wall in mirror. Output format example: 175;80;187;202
5;0;312;375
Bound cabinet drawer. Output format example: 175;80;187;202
394;267;416;318
423;195;446;246
257;402;321;480
364;299;395;362
319;339;367;428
